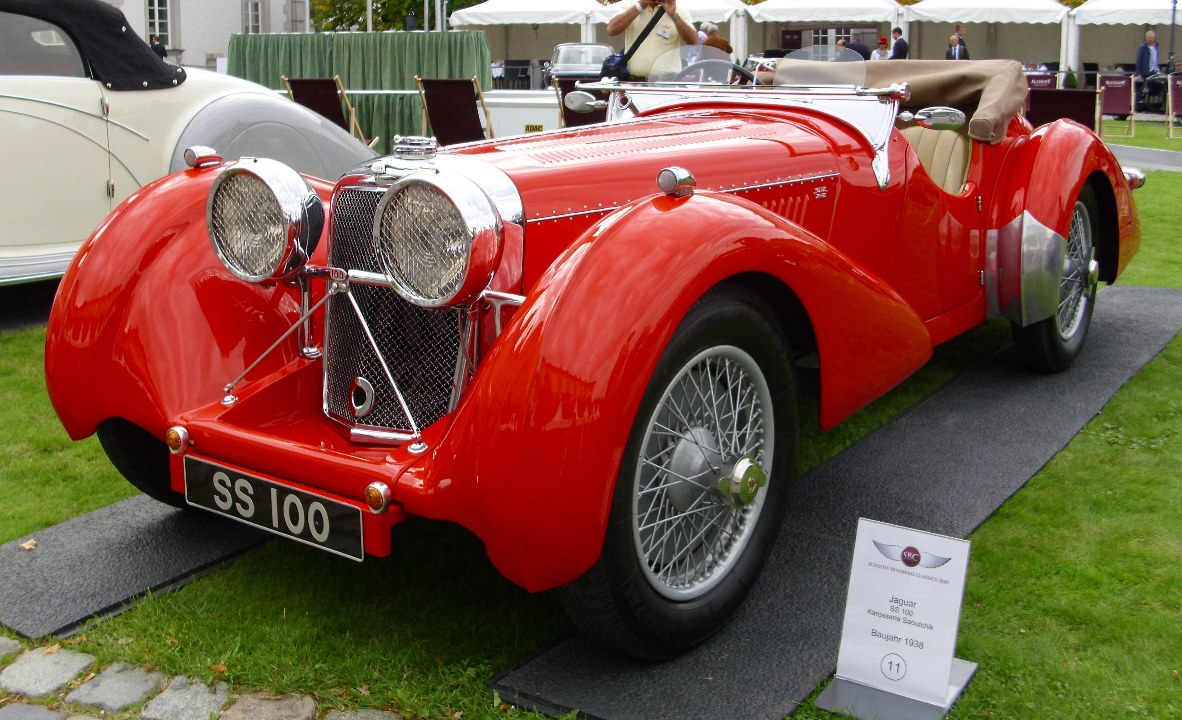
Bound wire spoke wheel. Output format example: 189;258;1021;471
633;346;773;600
1056;199;1097;343
557;287;796;660
1013;187;1100;373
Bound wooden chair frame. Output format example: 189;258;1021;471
281;74;379;148
1097;74;1135;139
1170;74;1182;139
414;75;494;145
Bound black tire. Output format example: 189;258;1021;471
97;418;189;509
1012;186;1100;373
558;286;797;660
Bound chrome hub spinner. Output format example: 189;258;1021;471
719;456;767;508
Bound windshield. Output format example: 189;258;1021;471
639;44;867;89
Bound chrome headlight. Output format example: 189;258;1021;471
372;172;503;307
206;158;324;283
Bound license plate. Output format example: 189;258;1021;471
184;456;364;561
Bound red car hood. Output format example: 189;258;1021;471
453;107;844;222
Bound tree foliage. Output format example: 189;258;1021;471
310;0;483;32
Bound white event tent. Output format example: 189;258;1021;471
747;0;904;24
1070;0;1181;75
903;0;1070;69
449;0;607;66
745;0;904;59
450;0;606;42
1074;0;1180;26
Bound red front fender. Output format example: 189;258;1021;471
400;191;931;592
45;167;333;442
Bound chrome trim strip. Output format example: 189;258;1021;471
345;269;390;287
985;211;1064;326
350;426;416;443
529;172;841;224
0;97;150;141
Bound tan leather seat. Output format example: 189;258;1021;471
900;125;971;194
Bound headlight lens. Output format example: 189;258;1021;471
206;158;323;283
372;172;502;307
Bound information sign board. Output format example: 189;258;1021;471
833;518;971;707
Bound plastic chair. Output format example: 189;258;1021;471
1097;73;1135;138
552;77;608;128
281;75;379;148
415;76;493;146
1169;75;1182;139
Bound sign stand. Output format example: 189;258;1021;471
816;658;977;720
815;518;976;720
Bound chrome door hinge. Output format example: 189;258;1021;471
106;179;115;198
979;270;986;286
976;196;983;213
100;97;110;117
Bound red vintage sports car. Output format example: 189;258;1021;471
46;48;1141;660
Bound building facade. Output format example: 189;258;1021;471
105;0;310;68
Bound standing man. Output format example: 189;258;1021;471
946;34;967;61
149;35;167;61
847;33;871;61
1136;30;1160;108
888;27;909;60
607;0;697;81
953;24;970;59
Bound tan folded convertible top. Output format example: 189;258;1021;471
865;59;1029;144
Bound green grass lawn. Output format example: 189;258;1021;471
1103;118;1182;151
2;172;1181;719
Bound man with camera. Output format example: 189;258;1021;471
607;0;697;80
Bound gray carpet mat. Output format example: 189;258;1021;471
490;285;1182;720
0;494;267;639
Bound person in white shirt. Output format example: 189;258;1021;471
870;37;890;61
607;0;697;80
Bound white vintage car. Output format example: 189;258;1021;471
0;0;377;285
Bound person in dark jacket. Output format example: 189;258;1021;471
1135;30;1160;107
945;34;967;61
889;27;908;60
953;24;970;59
149;35;167;61
847;34;871;61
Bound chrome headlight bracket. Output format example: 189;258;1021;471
206;158;324;284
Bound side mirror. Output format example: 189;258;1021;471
564;90;608;114
898;106;967;131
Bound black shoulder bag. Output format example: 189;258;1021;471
600;6;667;81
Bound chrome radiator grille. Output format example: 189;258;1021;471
325;187;462;436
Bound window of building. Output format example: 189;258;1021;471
244;1;264;34
147;0;170;47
